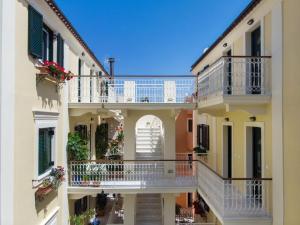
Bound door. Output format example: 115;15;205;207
227;126;232;178
252;127;262;204
252;127;262;178
225;50;232;95
251;27;261;94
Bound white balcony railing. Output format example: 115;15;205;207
197;56;271;102
69;160;197;189
197;160;272;218
69;76;196;104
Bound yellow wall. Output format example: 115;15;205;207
14;1;102;224
282;0;300;224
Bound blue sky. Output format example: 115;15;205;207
55;0;250;75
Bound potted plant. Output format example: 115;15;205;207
35;166;65;201
193;146;207;154
36;60;74;86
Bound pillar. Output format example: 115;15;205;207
123;194;136;225
162;193;176;225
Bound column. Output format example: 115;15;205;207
123;194;136;225
162;193;176;225
123;112;136;160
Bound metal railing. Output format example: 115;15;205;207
69;75;196;104
69;160;197;188
197;160;272;218
197;56;271;102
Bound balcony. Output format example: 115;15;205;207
68;75;196;110
197;56;271;115
197;160;272;224
68;160;197;195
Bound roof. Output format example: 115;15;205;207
44;0;110;76
190;0;262;71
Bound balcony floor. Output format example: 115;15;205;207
68;177;197;194
69;102;196;110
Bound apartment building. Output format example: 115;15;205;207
191;0;300;225
1;0;300;225
0;0;109;224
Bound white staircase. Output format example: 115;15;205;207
136;127;162;160
136;194;162;225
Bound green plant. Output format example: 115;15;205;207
193;146;207;154
117;130;124;142
109;139;120;155
95;124;108;159
67;132;89;161
69;209;94;225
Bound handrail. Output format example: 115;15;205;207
68;159;272;181
197;55;272;77
72;75;196;78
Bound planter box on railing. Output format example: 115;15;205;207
36;61;74;87
33;166;65;201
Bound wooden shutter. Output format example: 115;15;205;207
197;125;201;146
202;124;210;150
28;5;43;58
57;33;64;67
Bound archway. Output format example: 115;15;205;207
135;115;164;160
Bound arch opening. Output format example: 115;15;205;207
135;115;164;160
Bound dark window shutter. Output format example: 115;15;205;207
197;125;201;146
28;5;43;58
48;28;54;61
57;33;64;67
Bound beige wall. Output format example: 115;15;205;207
14;1;103;224
282;0;300;224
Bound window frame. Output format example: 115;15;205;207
34;111;58;180
187;118;193;133
42;27;50;61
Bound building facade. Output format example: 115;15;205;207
0;0;300;225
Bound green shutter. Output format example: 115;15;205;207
28;5;43;58
48;28;54;61
57;33;64;67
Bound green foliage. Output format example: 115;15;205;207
69;209;94;225
67;132;89;161
193;146;207;154
95;124;108;159
117;130;124;142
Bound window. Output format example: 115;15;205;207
188;193;193;207
38;128;54;175
34;111;58;179
42;28;49;61
56;33;64;67
197;124;209;150
75;196;88;215
74;125;88;140
187;119;193;132
42;25;53;62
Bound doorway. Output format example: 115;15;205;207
250;26;262;94
223;124;233;178
246;125;263;205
